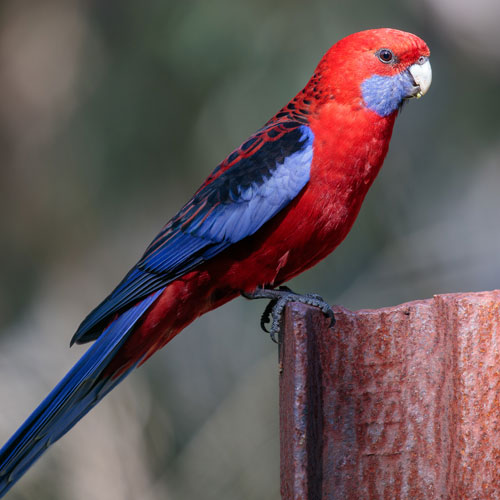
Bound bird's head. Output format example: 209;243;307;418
313;28;431;117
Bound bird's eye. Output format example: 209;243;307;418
377;49;394;64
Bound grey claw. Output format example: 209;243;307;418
243;286;336;343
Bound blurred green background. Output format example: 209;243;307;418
1;0;499;499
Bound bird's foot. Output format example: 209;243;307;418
242;286;335;343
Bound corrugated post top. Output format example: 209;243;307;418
279;290;500;500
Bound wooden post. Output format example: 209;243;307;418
279;290;500;499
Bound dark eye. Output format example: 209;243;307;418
377;49;394;64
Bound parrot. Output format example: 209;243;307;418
0;27;431;496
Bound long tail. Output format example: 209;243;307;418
0;289;162;497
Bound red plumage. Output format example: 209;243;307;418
108;28;430;372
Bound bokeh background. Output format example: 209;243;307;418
1;0;499;499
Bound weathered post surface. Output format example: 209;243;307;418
279;290;500;500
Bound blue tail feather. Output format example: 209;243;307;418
0;289;162;497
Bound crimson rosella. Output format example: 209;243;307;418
0;28;431;496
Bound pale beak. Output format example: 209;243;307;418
407;58;432;99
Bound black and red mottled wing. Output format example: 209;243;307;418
72;121;314;344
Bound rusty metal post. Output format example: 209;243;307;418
279;290;500;499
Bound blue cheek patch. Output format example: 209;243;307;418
361;72;416;117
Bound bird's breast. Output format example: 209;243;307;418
265;106;398;281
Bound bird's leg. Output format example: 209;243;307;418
241;285;335;343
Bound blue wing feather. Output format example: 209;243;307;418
72;122;314;344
